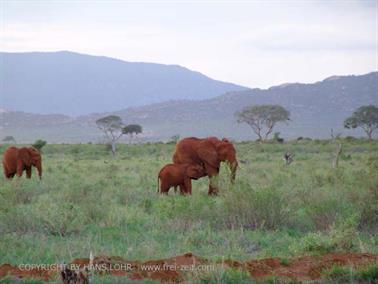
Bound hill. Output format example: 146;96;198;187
0;51;247;115
0;72;377;142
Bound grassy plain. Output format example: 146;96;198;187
0;139;377;282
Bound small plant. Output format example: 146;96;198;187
323;265;354;283
280;258;290;266
293;232;333;254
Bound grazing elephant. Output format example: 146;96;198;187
173;137;238;195
158;163;205;195
2;146;42;179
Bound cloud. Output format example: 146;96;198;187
1;1;376;88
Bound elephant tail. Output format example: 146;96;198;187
157;175;160;194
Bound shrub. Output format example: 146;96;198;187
220;185;292;230
292;232;333;254
273;132;284;143
32;139;47;151
323;262;378;283
32;195;87;236
292;216;360;254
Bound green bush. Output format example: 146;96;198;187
31;195;87;236
323;262;378;283
32;139;47;151
220;185;292;230
291;216;360;254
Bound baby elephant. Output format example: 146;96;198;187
158;163;205;195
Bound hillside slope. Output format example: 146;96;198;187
1;72;377;142
0;51;247;115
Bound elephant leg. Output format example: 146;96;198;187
204;164;219;195
208;179;219;195
184;178;192;195
3;167;11;179
16;161;24;178
5;172;15;179
26;167;32;179
179;184;186;195
160;180;170;195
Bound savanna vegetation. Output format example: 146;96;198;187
0;139;377;283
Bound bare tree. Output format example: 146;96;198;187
235;105;290;141
96;115;124;155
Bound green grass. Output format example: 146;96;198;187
0;140;377;279
322;262;378;283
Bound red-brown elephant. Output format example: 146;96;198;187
173;137;238;195
2;146;42;179
158;163;205;195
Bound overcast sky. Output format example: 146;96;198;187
1;0;377;88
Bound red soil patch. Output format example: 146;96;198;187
1;252;377;283
0;263;51;282
241;253;378;281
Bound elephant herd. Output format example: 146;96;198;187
2;137;238;196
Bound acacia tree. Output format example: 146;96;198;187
235;105;290;141
344;105;378;140
32;139;47;151
122;124;142;143
96;115;124;155
2;136;16;144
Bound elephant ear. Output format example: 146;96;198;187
197;146;219;169
18;148;32;167
28;147;41;160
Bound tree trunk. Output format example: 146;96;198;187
111;140;116;156
332;143;342;168
366;129;372;140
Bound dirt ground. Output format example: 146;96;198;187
1;252;377;283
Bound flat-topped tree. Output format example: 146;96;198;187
96;115;124;155
2;136;16;144
344;105;378;140
235;105;290;141
123;124;143;143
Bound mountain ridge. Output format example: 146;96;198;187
0;51;248;115
1;71;377;142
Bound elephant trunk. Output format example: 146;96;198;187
227;155;238;183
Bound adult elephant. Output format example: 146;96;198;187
2;147;42;179
173;137;238;195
